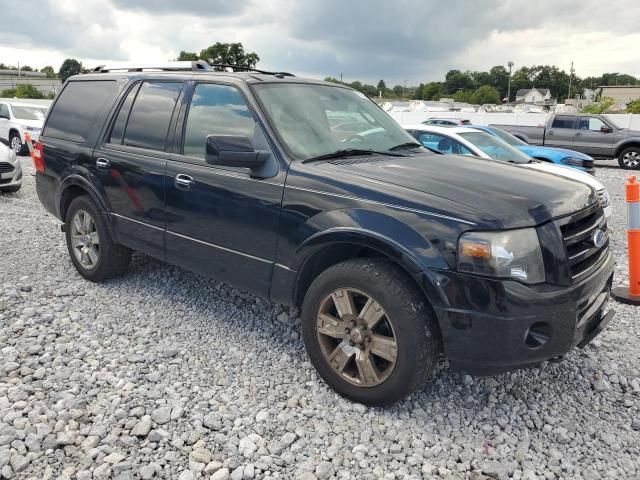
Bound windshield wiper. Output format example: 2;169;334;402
388;142;423;151
302;148;406;163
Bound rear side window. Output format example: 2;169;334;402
109;84;140;144
551;116;576;129
123;82;183;151
43;81;117;143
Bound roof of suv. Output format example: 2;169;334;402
75;70;341;87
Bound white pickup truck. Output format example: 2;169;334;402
0;102;48;155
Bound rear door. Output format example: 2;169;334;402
573;116;616;156
164;81;285;296
93;80;184;259
544;115;577;148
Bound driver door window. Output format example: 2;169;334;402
415;132;472;155
579;117;606;132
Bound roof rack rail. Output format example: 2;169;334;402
93;60;213;73
208;64;295;77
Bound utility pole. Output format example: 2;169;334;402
339;73;343;85
507;61;514;102
568;61;575;100
403;80;406;97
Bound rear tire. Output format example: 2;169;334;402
301;258;439;406
65;196;131;281
618;147;640;170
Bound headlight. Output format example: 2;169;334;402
458;228;545;284
561;157;586;167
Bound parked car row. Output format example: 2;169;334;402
30;61;614;405
0;101;47;155
404;124;612;218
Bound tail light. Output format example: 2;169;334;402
33;141;45;173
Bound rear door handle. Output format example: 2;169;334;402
96;158;111;169
174;174;194;191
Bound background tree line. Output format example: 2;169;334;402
330;66;639;105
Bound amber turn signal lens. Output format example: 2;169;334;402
460;239;491;259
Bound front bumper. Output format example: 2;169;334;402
425;251;615;375
0;159;23;188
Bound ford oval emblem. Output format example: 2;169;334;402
593;229;607;248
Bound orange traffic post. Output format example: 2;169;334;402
24;132;35;162
612;176;640;305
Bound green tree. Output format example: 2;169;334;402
41;66;56;78
58;59;82;82
376;80;387;94
0;84;45;99
443;70;475;94
176;51;199;61
582;97;616;113
452;90;474;103
472;85;501;104
199;42;260;68
627;99;640;114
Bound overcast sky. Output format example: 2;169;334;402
2;0;640;85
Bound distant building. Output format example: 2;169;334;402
0;69;62;95
514;87;556;106
598;85;640;104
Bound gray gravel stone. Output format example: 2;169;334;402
0;157;639;479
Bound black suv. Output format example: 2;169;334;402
35;61;614;405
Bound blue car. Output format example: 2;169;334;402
468;125;595;174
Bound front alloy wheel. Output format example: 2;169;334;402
316;288;398;387
302;259;440;406
619;147;640;170
10;134;22;154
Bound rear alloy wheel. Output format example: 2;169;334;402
302;259;439;406
618;147;640;170
65;196;131;281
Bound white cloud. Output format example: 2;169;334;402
0;0;639;84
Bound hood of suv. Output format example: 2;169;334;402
317;154;596;228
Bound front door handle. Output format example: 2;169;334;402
96;158;111;170
174;174;194;191
547;131;554;136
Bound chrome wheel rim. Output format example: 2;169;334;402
316;288;398;387
70;209;100;269
623;151;640;168
10;136;21;153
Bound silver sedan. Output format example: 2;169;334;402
0;142;23;193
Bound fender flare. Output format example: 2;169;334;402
615;140;640;158
58;175;116;240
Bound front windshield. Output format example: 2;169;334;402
489;127;527;146
458;131;532;164
253;83;423;160
12;106;47;121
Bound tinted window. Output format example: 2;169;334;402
414;132;472;155
43;81;117;143
124;82;183;151
0;104;8;118
551;116;576;129
183;83;255;158
110;84;140;144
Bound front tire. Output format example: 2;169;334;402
618;147;640;170
301;258;439;406
9;132;25;155
65;196;131;281
0;185;21;193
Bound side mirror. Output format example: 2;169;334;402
600;125;613;133
205;135;269;169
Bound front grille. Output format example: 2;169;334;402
0;162;14;174
558;204;609;282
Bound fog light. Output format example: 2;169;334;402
525;322;551;349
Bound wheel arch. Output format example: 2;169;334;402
615;141;640;159
59;175;116;240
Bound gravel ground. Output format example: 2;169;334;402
0;156;639;480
